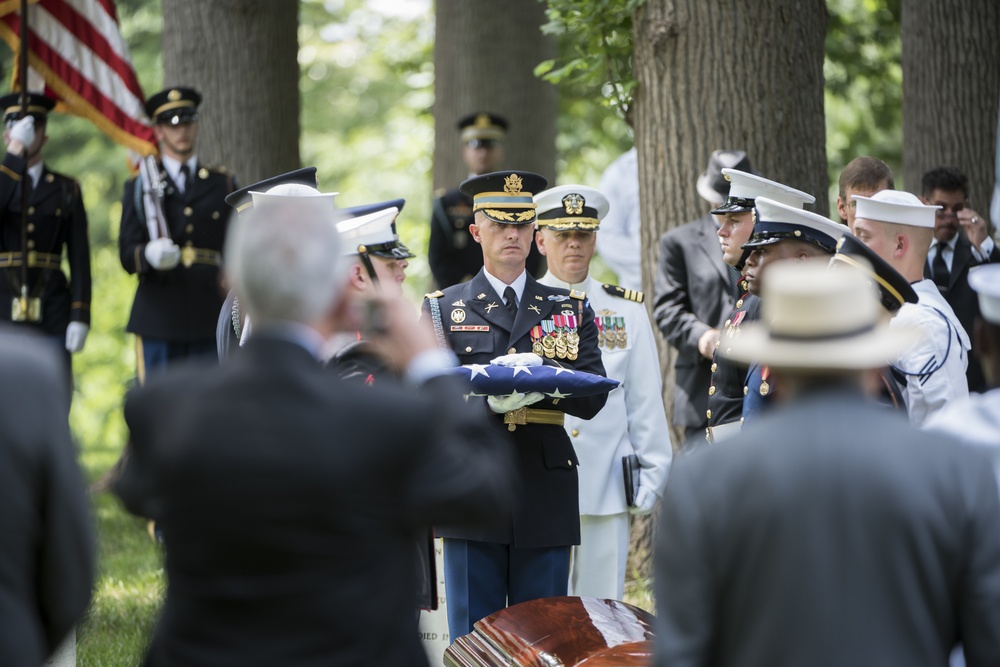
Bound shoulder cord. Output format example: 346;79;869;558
890;306;957;379
428;296;449;349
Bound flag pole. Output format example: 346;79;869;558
16;0;30;320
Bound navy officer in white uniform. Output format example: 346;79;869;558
534;184;671;600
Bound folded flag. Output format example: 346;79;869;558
444;363;619;398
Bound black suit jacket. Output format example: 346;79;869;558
0;328;94;666
924;233;1000;392
424;269;607;547
428;187;543;288
655;388;1000;667
653;215;733;428
0;152;91;336
119;162;236;342
116;334;511;667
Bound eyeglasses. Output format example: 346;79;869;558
933;203;965;217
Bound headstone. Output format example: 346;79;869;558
419;538;450;664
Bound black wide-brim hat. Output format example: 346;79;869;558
145;87;202;125
830;234;918;313
460;170;548;225
0;92;55;123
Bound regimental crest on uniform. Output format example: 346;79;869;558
451;309;466;323
452;299;466;307
562;193;585;215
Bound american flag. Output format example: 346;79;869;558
0;0;155;155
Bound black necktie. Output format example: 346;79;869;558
178;164;190;193
503;286;518;318
932;243;949;292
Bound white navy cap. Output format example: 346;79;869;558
249;184;338;221
969;264;1000;324
711;169;815;214
534;184;609;231
336;207;401;256
853;190;940;228
744;197;849;254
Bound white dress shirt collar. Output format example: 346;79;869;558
483;268;527;304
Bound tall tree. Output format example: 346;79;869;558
630;0;828;576
162;0;300;184
901;0;1000;204
433;0;557;189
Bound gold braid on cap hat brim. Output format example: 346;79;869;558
536;217;600;231
481;209;537;222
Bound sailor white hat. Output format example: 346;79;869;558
853;190;940;228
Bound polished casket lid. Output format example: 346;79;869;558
444;596;655;667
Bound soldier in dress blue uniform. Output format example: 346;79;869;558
119;87;237;382
423;170;608;640
739;197;848;423
428;113;543;288
0;92;91;383
705;169;815;444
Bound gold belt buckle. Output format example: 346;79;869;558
504;406;528;432
11;296;42;322
181;246;196;268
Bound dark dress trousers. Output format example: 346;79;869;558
119;162;235;343
115;334;511;667
655;387;1000;667
924;233;1000;393
428;188;543;288
0;327;94;667
0;152;90;337
653;215;733;432
425;269;608;548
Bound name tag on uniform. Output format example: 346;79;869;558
451;325;490;332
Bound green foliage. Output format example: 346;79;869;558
538;0;644;121
824;0;903;203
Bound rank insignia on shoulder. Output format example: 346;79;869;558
476;293;487;300
425;290;444;299
602;283;644;303
569;289;587;300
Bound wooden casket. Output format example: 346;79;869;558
444;596;655;667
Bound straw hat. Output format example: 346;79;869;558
721;260;916;370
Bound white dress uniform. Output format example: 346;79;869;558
538;272;672;600
892;279;970;425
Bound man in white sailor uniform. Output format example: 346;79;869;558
853;190;970;425
534;184;671;601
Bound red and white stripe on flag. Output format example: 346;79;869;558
0;0;156;156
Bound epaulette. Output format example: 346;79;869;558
602;283;644;303
425;290;444;299
569;289;587;300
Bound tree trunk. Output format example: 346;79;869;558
901;0;1000;205
433;0;557;189
629;0;828;581
162;0;300;185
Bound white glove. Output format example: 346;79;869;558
629;486;659;515
490;352;542;367
8;116;35;148
487;391;545;413
144;238;181;270
65;322;89;353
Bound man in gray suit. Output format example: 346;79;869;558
653;150;752;445
654;262;1000;667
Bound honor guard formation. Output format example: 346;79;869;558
4;91;999;667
